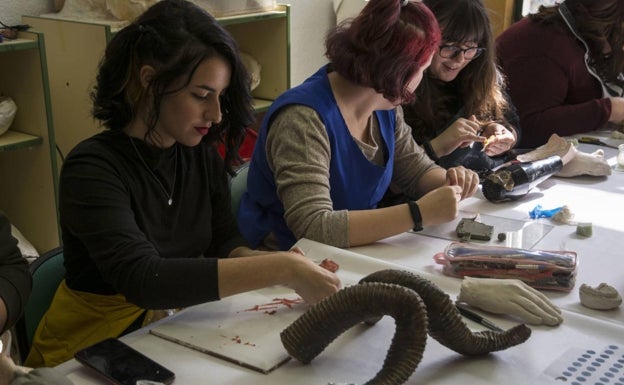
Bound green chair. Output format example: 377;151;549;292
15;247;65;362
230;162;249;216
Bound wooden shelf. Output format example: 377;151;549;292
0;130;42;152
0;38;39;52
0;31;60;253
221;5;290;103
216;9;287;26
23;4;290;156
29;7;288;35
252;98;273;113
484;0;515;37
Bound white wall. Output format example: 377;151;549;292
287;0;334;85
3;0;333;87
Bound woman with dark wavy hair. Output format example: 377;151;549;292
402;0;520;172
26;0;340;368
497;0;624;148
239;0;479;251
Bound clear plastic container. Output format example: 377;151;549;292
434;242;578;291
194;0;277;17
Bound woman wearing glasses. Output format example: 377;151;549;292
402;0;520;171
238;0;479;251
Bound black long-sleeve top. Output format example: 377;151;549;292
0;211;31;333
59;130;248;310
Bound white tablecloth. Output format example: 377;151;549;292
56;135;624;384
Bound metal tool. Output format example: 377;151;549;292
578;136;619;149
456;304;504;332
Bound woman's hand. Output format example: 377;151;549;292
481;122;516;156
609;97;624;124
0;354;19;385
430;116;483;157
219;247;341;304
285;250;341;305
445;166;479;200
415;166;478;227
416;185;462;226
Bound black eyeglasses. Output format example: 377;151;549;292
438;45;485;60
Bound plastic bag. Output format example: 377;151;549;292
528;204;563;219
434;242;577;291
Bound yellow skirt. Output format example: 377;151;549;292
25;280;145;368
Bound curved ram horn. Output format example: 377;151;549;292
281;282;428;385
360;269;532;355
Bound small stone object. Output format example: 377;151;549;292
552;205;574;224
497;232;506;242
456;218;493;241
579;283;622;310
576;222;592;237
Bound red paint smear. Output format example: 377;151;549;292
242;297;304;313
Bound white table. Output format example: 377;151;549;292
56;135;624;384
55;242;624;385
351;136;624;326
56;310;624;385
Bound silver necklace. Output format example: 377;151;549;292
129;136;177;206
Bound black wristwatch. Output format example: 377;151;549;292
407;201;423;232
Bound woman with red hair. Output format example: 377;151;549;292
239;0;479;251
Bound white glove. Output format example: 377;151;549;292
456;277;563;326
556;148;611;177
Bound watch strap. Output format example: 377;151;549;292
407;201;423;232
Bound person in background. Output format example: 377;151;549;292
403;0;519;172
0;212;72;385
496;0;624;148
238;0;480;251
26;0;340;368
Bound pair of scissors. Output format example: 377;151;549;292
578;136;619;149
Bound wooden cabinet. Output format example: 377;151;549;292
484;0;516;37
23;5;290;156
0;32;60;253
218;7;290;112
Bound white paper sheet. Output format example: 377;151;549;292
149;238;445;374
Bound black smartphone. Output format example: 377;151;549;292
74;338;175;385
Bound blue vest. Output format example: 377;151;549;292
238;66;396;250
